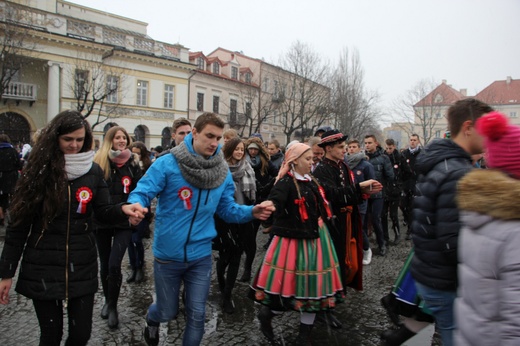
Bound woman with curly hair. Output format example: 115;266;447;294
0;110;145;346
93;126;143;329
213;137;256;313
126;141;152;284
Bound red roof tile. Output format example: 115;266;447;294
475;77;520;105
414;82;466;107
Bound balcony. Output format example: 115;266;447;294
2;82;37;105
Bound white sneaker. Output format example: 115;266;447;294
363;248;372;265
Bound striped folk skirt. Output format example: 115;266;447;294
250;220;344;312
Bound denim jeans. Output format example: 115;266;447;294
363;198;385;249
415;281;457;346
147;255;212;346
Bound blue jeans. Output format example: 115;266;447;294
363;198;385;249
147;255;212;346
415;281;456;346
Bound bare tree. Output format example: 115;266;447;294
275;41;331;143
389;78;448;144
0;2;38;102
329;47;380;141
64;49;126;130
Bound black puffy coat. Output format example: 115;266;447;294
0;163;128;301
94;157;142;230
384;150;402;201
401;147;422;193
410;139;473;291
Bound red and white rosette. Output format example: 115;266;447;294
122;176;132;194
76;187;93;214
178;187;193;210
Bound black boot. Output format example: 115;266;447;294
380;294;400;326
107;274;122;329
257;305;276;341
295;323;313;346
126;269;137;283
222;296;235;314
135;268;144;283
239;269;251;283
381;324;416;346
143;319;159;346
393;227;401;245
100;275;109;319
324;310;342;329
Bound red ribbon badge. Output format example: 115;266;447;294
178;187;193;210
76;187;93;214
122;176;132;194
294;197;308;222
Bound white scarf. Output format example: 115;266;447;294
64;151;94;180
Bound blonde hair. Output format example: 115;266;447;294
94;126;132;180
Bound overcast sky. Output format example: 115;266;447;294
73;0;520;120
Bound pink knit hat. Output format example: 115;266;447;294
476;111;520;179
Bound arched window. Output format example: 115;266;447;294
103;122;118;133
0;112;31;147
161;127;171;148
134;125;146;143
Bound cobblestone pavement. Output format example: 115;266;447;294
0;219;440;346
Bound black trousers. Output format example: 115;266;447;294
96;228;132;278
382;199;400;241
33;293;95;346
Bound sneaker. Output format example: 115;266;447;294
362;248;372;265
143;323;159;346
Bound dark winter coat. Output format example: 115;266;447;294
366;147;394;199
264;173;330;239
269;151;284;173
410;139;473;291
313;157;364;291
0;143;21;197
348;158;375;215
94;157;142;230
400;147;422;193
384;150;403;201
455;169;520;346
0;163;128;301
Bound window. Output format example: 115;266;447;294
245;102;252;118
435;130;441;138
74;70;88;99
213;95;220;114
510;111;518;118
161;127;171;148
231;66;238;80
197;57;205;70
134;125;145;142
272;110;278;123
197;92;204;111
274;80;279;95
434;94;443;103
164;84;174;109
136;80;148;106
230;99;237;123
213;63;220;75
262;77;269;92
435;112;442;119
106;75;118;103
245;73;252;84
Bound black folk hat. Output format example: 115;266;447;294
318;129;348;148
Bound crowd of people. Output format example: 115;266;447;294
0;99;519;346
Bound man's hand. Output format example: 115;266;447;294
360;179;383;194
252;200;276;220
122;203;148;225
0;278;13;305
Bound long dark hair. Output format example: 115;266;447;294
9;110;93;226
222;137;245;164
129;141;152;172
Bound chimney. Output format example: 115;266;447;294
460;88;467;96
507;76;512;84
442;79;447;84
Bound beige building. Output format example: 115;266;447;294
0;0;194;148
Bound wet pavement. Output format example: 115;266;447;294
0;218;440;346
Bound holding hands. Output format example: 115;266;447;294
252;200;276;220
122;203;148;225
360;179;383;194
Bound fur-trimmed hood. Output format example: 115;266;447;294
457;169;520;220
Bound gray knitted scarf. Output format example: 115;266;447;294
171;142;229;189
345;151;365;170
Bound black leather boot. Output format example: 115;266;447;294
381;293;400;326
100;275;109;319
257;305;276;341
393;226;401;245
135;268;144;283
107;274;122;329
295;323;313;346
126;269;137;283
381;324;416;346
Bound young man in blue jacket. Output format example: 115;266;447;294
128;113;274;346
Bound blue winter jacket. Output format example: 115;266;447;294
128;133;254;262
